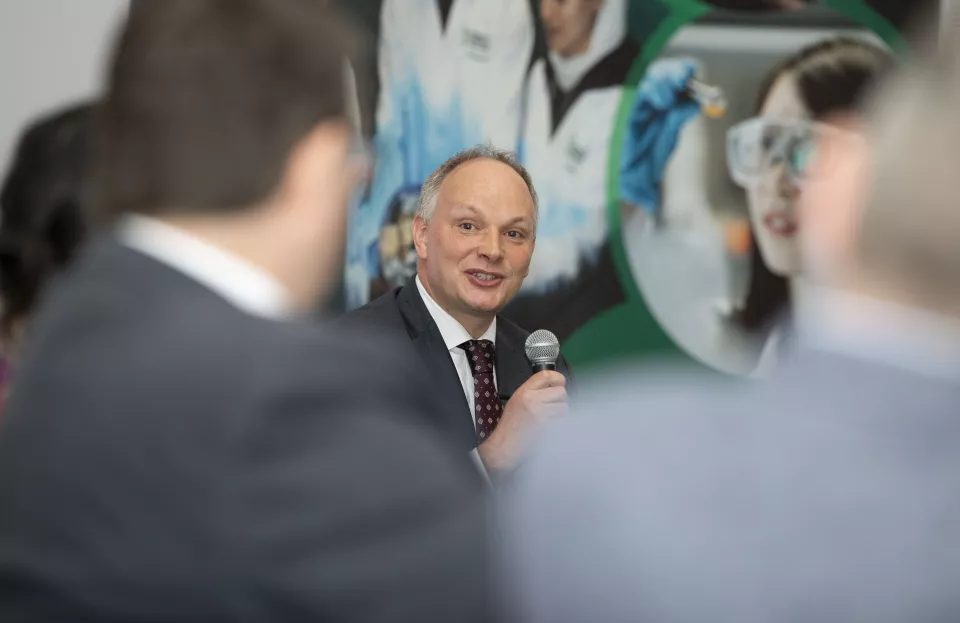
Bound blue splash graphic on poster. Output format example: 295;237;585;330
345;77;483;309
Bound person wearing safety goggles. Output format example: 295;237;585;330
726;37;891;373
619;36;891;375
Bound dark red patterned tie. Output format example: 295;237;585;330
459;339;500;443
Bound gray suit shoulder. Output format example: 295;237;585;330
501;356;960;623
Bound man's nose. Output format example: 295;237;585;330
477;230;503;262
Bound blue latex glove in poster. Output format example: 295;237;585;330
619;58;702;217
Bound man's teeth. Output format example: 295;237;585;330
474;273;497;281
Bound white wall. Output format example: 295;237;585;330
0;0;128;175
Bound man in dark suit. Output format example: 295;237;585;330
341;145;571;482
0;2;488;621
500;20;960;623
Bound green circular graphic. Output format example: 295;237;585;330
563;0;907;373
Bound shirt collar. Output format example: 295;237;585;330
117;215;294;320
796;285;960;382
416;275;496;352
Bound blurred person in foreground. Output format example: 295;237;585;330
0;1;488;621
340;145;572;486
499;15;960;623
0;103;94;411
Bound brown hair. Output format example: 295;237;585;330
96;0;362;220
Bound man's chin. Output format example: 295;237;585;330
461;292;506;316
466;299;502;315
458;279;521;316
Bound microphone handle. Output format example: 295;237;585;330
531;362;556;373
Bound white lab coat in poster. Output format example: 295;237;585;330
520;61;622;293
517;0;631;294
345;0;535;308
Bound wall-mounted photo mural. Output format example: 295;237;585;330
337;0;935;375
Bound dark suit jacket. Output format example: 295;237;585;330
0;238;489;623
339;281;573;452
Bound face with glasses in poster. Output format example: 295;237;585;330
727;113;828;276
726;38;888;281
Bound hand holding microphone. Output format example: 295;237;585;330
478;330;567;475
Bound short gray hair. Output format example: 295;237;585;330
416;144;539;229
856;29;960;307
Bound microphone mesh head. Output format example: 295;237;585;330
524;329;560;365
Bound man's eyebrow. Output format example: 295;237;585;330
501;215;531;228
449;204;532;227
450;203;481;215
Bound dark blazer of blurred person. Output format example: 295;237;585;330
499;20;960;623
0;103;94;410
0;2;488;622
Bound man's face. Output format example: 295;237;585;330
540;0;602;58
414;158;536;322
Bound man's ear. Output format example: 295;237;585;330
412;215;429;261
799;113;871;279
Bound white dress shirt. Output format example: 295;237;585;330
117;215;293;320
415;275;497;430
416;276;496;486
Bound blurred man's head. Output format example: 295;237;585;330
413;146;538;337
800;26;960;316
97;0;368;311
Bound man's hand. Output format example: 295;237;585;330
477;371;567;476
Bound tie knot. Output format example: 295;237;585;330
461;339;493;352
459;339;495;375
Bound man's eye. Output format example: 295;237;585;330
506;231;523;239
459;223;474;231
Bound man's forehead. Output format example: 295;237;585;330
439;161;531;203
443;158;525;189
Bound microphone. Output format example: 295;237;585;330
524;329;560;373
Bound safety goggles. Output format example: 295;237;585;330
726;117;848;188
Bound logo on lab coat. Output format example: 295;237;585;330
461;28;491;62
564;139;588;174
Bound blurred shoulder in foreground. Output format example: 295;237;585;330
0;0;490;620
501;346;960;622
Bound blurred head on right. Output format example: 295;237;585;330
800;14;960;318
97;0;368;310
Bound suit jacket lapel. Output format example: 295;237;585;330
495;323;532;401
396;283;477;447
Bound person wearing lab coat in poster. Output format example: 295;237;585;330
345;0;535;309
505;0;637;342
